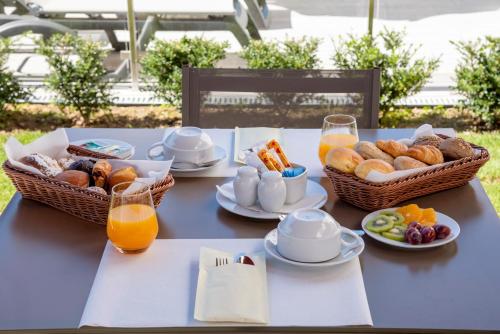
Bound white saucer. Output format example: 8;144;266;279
70;138;135;159
264;228;365;267
148;145;226;173
216;180;328;219
361;207;460;249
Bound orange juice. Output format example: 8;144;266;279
107;204;158;252
318;133;358;165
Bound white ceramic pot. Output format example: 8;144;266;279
147;127;214;163
233;166;260;207
257;171;286;213
277;208;353;263
283;164;308;204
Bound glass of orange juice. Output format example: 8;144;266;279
318;114;359;166
107;181;158;254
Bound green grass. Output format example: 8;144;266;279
0;130;498;214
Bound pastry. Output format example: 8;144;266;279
92;159;112;188
57;157;76;170
258;149;280;171
354;159;394;179
405;145;444;165
20;153;63;177
325;147;364;174
394;156;428;170
439;137;474;160
413;135;444;148
108;166;138;189
54;170;89;187
87;186;108;195
375;140;408;158
354;141;394;164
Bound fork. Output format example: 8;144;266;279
215;257;229;267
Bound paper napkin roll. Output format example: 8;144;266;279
194;247;269;324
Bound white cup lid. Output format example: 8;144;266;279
278;208;339;239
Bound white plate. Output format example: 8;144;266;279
149;145;226;173
361;208;460;249
70;138;135;159
216;180;328;219
264;228;365;267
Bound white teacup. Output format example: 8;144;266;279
282;164;307;204
276;208;359;263
147;127;215;163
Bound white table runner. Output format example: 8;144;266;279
80;239;373;328
162;128;456;178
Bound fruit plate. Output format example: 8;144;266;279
361;208;460;249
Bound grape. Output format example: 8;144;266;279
405;228;422;245
408;221;422;230
421;226;436;243
434;224;451;239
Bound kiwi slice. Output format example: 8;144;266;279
380;211;405;225
366;215;394;233
382;225;407;242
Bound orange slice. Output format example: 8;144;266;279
396;204;423;225
419;208;437;227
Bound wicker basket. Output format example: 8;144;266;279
324;135;490;211
3;145;175;225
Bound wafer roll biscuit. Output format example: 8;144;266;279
258;149;277;171
266;139;292;168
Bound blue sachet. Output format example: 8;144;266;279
282;166;305;178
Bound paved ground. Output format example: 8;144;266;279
3;0;499;104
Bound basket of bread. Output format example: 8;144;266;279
324;127;489;211
3;129;174;225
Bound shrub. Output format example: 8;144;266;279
141;36;228;107
0;38;30;112
452;36;499;129
37;33;113;123
332;28;440;115
240;37;320;69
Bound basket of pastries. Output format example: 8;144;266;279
3;129;174;225
324;128;489;211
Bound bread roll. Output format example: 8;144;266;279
375;140;408;158
87;186;107;195
92;159;112;188
54;170;89;187
405;145;444;165
439;138;474;160
21;153;63;177
354;141;394;164
325;147;364;174
354;159;395;179
413;135;444;148
394;156;428;170
108;166;138;189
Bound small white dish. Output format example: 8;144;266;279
148;145;226;172
264;228;365;267
216;180;328;220
277;209;358;262
70;138;134;159
282;165;308;204
361;207;460;249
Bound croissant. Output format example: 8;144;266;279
375;140;408;158
405;145;444;165
92;159;112;188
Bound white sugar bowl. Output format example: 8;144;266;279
277;208;342;263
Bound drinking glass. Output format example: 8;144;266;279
107;181;158;254
318;114;359;166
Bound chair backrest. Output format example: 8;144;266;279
182;66;380;128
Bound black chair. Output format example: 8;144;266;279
182;66;380;128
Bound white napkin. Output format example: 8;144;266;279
396;123;455;146
234;127;283;163
218;182;325;214
194;247;269;324
5;128;70;176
